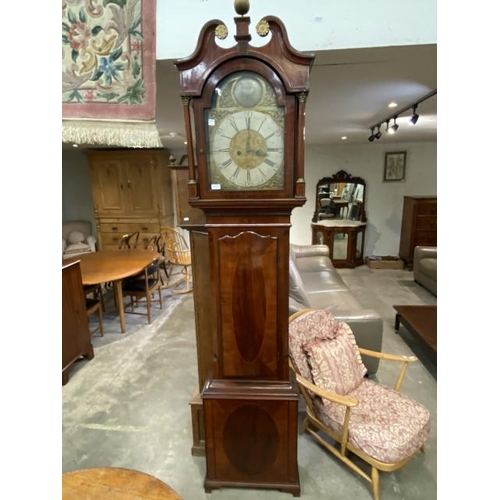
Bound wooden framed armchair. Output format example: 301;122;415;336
289;309;431;500
161;227;192;294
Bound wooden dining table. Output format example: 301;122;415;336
63;249;159;333
62;467;182;499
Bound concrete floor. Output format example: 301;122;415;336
62;265;437;500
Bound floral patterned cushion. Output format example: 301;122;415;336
316;379;431;463
289;309;340;382
304;324;367;395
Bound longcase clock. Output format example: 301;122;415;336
174;1;314;495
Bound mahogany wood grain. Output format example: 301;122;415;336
62;467;182;499
174;8;313;495
63;250;159;333
62;261;94;385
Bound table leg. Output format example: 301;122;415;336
395;313;401;332
114;279;126;333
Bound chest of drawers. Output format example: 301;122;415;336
399;196;437;268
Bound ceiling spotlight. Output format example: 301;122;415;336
388;118;399;134
388;102;398;108
375;126;382;139
409;105;419;125
368;128;375;142
341;136;347;141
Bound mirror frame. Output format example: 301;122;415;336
312;169;367;223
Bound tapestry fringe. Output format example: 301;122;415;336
62;120;163;149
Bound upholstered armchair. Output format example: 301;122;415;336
62;220;97;258
289;308;430;500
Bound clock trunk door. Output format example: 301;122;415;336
210;225;290;381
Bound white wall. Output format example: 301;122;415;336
63;141;436;258
157;0;437;60
62;150;96;234
290;141;437;256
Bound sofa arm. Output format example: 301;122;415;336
86;235;97;252
414;246;437;264
291;243;329;259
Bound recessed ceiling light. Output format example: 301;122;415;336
341;136;347;140
72;144;78;148
388;102;398;108
184;141;188;145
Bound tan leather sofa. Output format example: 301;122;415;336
413;246;437;296
289;244;383;374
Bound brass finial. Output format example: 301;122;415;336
234;0;250;16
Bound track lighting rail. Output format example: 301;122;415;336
368;89;437;140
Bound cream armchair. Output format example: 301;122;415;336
62;220;97;258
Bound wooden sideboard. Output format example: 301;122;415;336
62;260;94;385
399;196;437;269
86;149;175;250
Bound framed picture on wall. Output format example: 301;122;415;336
384;151;407;182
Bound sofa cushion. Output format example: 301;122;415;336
304;322;367;395
68;230;85;244
64;242;92;255
289;258;311;308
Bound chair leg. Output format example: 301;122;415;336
146;293;151;324
97;305;104;337
371;466;380;500
299;415;309;434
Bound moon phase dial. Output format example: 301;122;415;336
232;76;264;108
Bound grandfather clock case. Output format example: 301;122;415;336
175;2;314;495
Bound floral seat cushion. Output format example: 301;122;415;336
316;379;431;463
289;308;430;464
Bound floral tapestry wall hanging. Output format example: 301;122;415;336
62;0;161;148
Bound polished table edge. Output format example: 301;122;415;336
62;467;182;499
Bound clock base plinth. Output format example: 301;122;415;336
202;378;300;496
204;478;300;497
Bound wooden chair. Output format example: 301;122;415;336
103;231;143;292
144;234;170;287
121;258;163;324
84;283;105;313
86;297;103;337
288;309;431;500
162;227;192;294
118;232;140;250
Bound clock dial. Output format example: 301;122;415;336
211;110;284;189
206;71;285;191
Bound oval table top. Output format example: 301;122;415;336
63;249;159;285
62;467;182;500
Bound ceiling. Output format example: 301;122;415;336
156;43;437;151
63;43;436;151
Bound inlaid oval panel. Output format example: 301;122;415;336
232;258;266;362
223;404;279;476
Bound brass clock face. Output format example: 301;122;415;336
206;72;285;191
